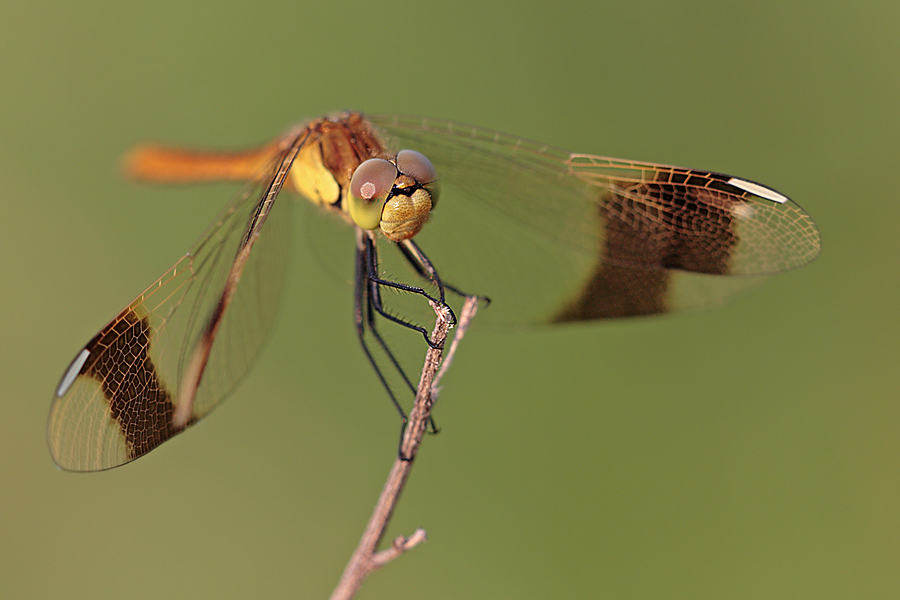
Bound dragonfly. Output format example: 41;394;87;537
48;112;821;472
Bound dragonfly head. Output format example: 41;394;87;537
348;149;440;241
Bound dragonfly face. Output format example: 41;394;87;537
48;112;821;471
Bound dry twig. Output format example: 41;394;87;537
329;297;478;600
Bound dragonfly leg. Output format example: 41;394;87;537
361;234;450;349
354;235;416;421
398;239;492;314
354;230;442;437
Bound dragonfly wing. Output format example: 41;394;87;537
368;115;820;323
47;136;303;471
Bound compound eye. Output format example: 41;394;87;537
396;150;437;185
348;158;398;230
396;149;440;204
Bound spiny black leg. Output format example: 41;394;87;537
356;231;447;438
399;239;492;314
396;240;447;304
362;235;448;349
355;234;409;420
364;276;417;396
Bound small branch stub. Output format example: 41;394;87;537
371;529;429;569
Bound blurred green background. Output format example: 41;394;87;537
2;0;898;598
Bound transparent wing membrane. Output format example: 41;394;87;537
48;149;296;471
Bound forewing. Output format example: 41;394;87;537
368;115;820;323
48;146;296;471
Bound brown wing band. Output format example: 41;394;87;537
83;307;187;460
556;179;736;321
